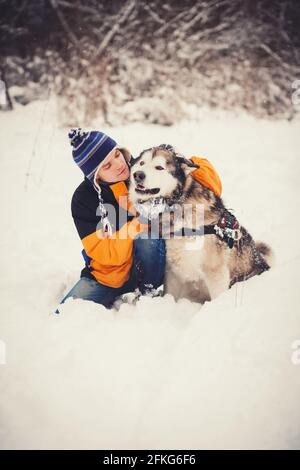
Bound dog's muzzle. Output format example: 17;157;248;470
133;171;145;184
135;187;160;195
133;170;160;195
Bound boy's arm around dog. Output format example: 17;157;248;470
189;156;222;197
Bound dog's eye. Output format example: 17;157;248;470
140;161;145;166
155;166;164;170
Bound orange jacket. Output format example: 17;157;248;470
190;156;222;197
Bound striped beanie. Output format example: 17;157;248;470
69;128;117;183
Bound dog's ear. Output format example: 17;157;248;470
176;156;200;175
158;144;176;153
129;156;139;168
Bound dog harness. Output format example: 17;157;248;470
172;209;242;249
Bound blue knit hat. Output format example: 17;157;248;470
69;128;117;183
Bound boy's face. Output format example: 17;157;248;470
96;148;130;183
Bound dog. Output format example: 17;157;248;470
128;144;273;304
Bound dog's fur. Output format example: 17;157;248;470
129;145;274;304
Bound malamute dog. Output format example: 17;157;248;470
129;145;273;304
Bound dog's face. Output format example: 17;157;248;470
129;145;199;205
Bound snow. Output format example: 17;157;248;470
0;99;299;449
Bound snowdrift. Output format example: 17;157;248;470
0;100;299;449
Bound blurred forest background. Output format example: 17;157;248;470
0;0;300;125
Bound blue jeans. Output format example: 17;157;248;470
55;237;166;312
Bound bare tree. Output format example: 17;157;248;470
0;0;299;123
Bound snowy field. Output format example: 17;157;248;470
0;99;300;449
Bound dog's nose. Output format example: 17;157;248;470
133;171;145;183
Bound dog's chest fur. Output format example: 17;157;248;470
166;238;206;283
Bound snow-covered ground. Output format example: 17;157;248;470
0;99;299;449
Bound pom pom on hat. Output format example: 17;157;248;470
68;128;88;147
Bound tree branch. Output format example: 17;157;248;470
92;0;136;62
143;4;165;25
259;43;300;73
55;0;102;17
49;0;80;49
